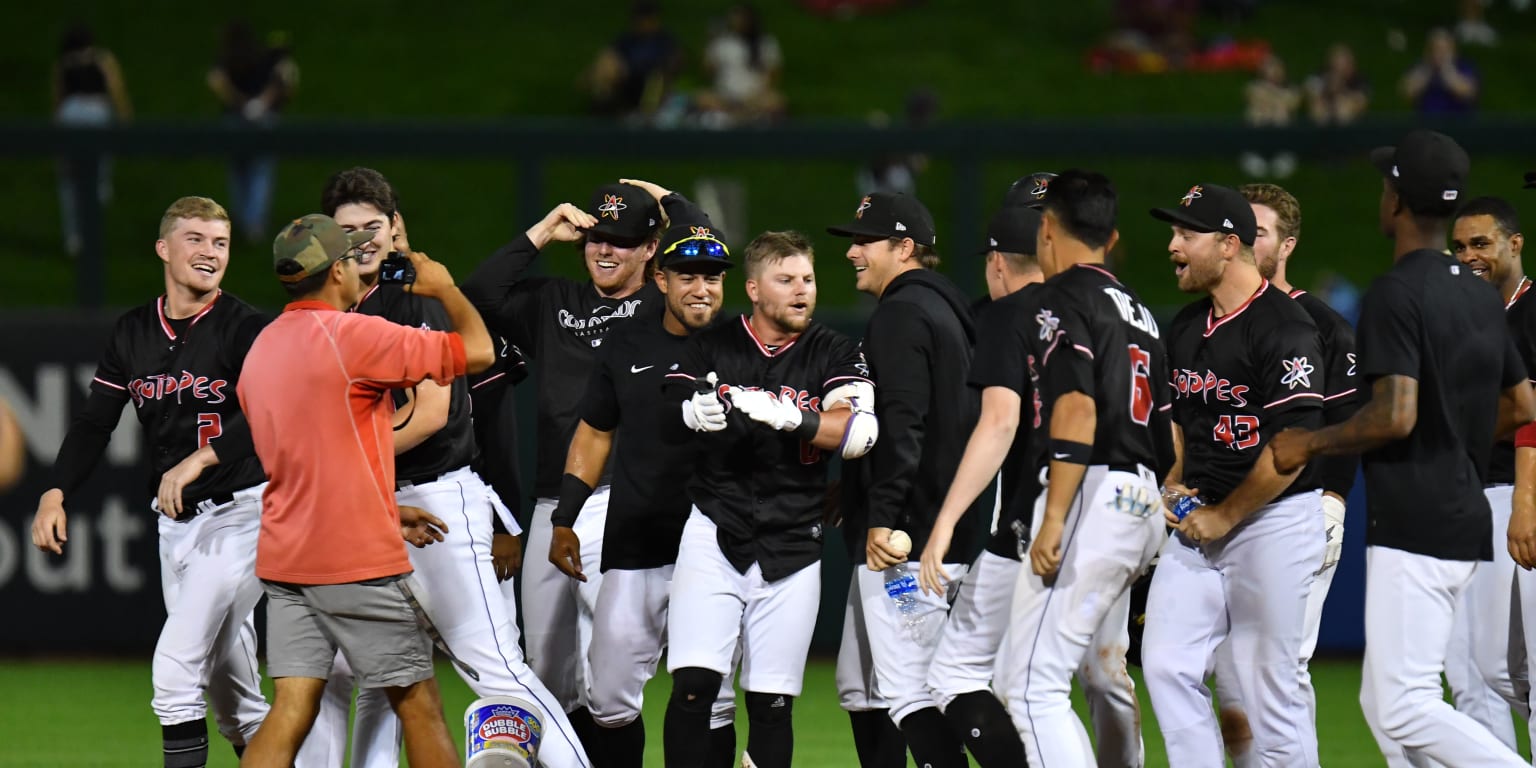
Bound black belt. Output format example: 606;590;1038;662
1106;463;1149;475
396;468;460;490
176;490;236;522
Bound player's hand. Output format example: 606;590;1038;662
918;525;954;596
1510;501;1536;570
1270;428;1313;474
31;489;68;555
549;526;586;582
158;447;215;520
683;373;728;432
399;505;448;548
1179;505;1237;545
403;251;456;299
1320;493;1346;572
619;178;673;204
1030;516;1065;581
1161;484;1200;527
729;388;803;432
866;526;907;572
492;533;523;582
529;203;598;248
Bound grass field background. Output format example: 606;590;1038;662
3;656;1526;766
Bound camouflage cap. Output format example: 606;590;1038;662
272;214;374;283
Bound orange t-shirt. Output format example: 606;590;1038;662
239;300;467;585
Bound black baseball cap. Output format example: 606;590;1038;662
826;192;937;247
1524;170;1535;189
1003;172;1058;210
582;182;662;247
1370;130;1469;216
1150;183;1257;246
658;216;733;272
979;205;1042;255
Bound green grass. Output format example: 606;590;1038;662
3;656;1512;766
3;1;1534;311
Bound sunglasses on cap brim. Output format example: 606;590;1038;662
663;235;730;260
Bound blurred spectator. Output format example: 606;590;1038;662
1400;28;1478;116
1104;0;1199;69
208;22;298;242
694;4;785;127
1305;43;1370;125
53;22;131;258
1240;55;1300;178
0;396;23;493
585;1;683;120
856;88;938;196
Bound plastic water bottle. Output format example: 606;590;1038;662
1171;494;1203;522
884;564;938;645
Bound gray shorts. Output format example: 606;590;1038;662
263;574;434;689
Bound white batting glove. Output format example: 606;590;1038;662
729;388;803;431
1320;494;1346;572
682;373;727;432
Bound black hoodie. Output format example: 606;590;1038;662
842;268;989;565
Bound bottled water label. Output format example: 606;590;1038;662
1172;495;1203;522
884;571;919;599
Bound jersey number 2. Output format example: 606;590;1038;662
197;413;223;449
1128;344;1153;426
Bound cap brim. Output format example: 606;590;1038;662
662;257;734;272
826;222;890;239
1371;146;1398;181
1149;207;1216;233
579;224;650;249
345;230;375;248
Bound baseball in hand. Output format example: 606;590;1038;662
888;530;912;557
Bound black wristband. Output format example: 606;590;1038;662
792;410;821;441
1048;439;1093;465
551;473;595;528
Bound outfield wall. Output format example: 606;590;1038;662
0;311;1368;656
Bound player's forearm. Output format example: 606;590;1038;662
935;404;1020;532
1516;446;1536;529
1496;383;1536;440
1214;444;1303;521
48;391;125;500
808;406;853;451
564;421;613;489
209;417;255;465
1305;375;1417;458
1043;392;1095;523
436;287;496;374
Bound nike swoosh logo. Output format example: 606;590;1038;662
630;365;655;374
1052;452;1070;460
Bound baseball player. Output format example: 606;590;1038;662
827;190;983;768
30;196;271;768
549;181;739;768
999;169;1171;767
662;230;877;768
1206;183;1363;766
1141;182;1326;767
464;183;665;742
317;167;592;768
1272;130;1533;766
1448;195;1534;748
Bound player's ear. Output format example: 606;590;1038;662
1105;228;1121;254
154;239;171;265
654;268;669;292
744;277;760;304
1510;232;1524;256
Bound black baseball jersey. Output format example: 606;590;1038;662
472;334;530;533
355;282;476;482
1487;278;1536;486
1168;280;1324;506
1289;289;1363;498
665;316;872;581
1358;250;1525;561
1032;264;1172;473
581;316;730;571
464;234;663;498
83;292;267;504
968;285;1048;561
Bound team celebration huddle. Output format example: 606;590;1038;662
25;128;1536;767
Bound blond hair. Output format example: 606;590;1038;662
1239;183;1301;242
158;196;231;240
744;230;814;279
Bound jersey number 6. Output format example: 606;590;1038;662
1129;344;1153;426
197;413;223;449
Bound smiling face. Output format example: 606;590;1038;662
658;268;726;333
747;253;817;334
331;201;395;281
156;217;230;296
1453;214;1522;288
585;234;657;297
1167;226;1230;294
846;235;915;297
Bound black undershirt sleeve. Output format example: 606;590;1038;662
50;389;128;499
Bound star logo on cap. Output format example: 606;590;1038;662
1281;356;1314;390
855;196;872;220
689;225;713;237
1030;178;1051;198
1181;186;1203;207
1035;308;1060;341
599;195;627;220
